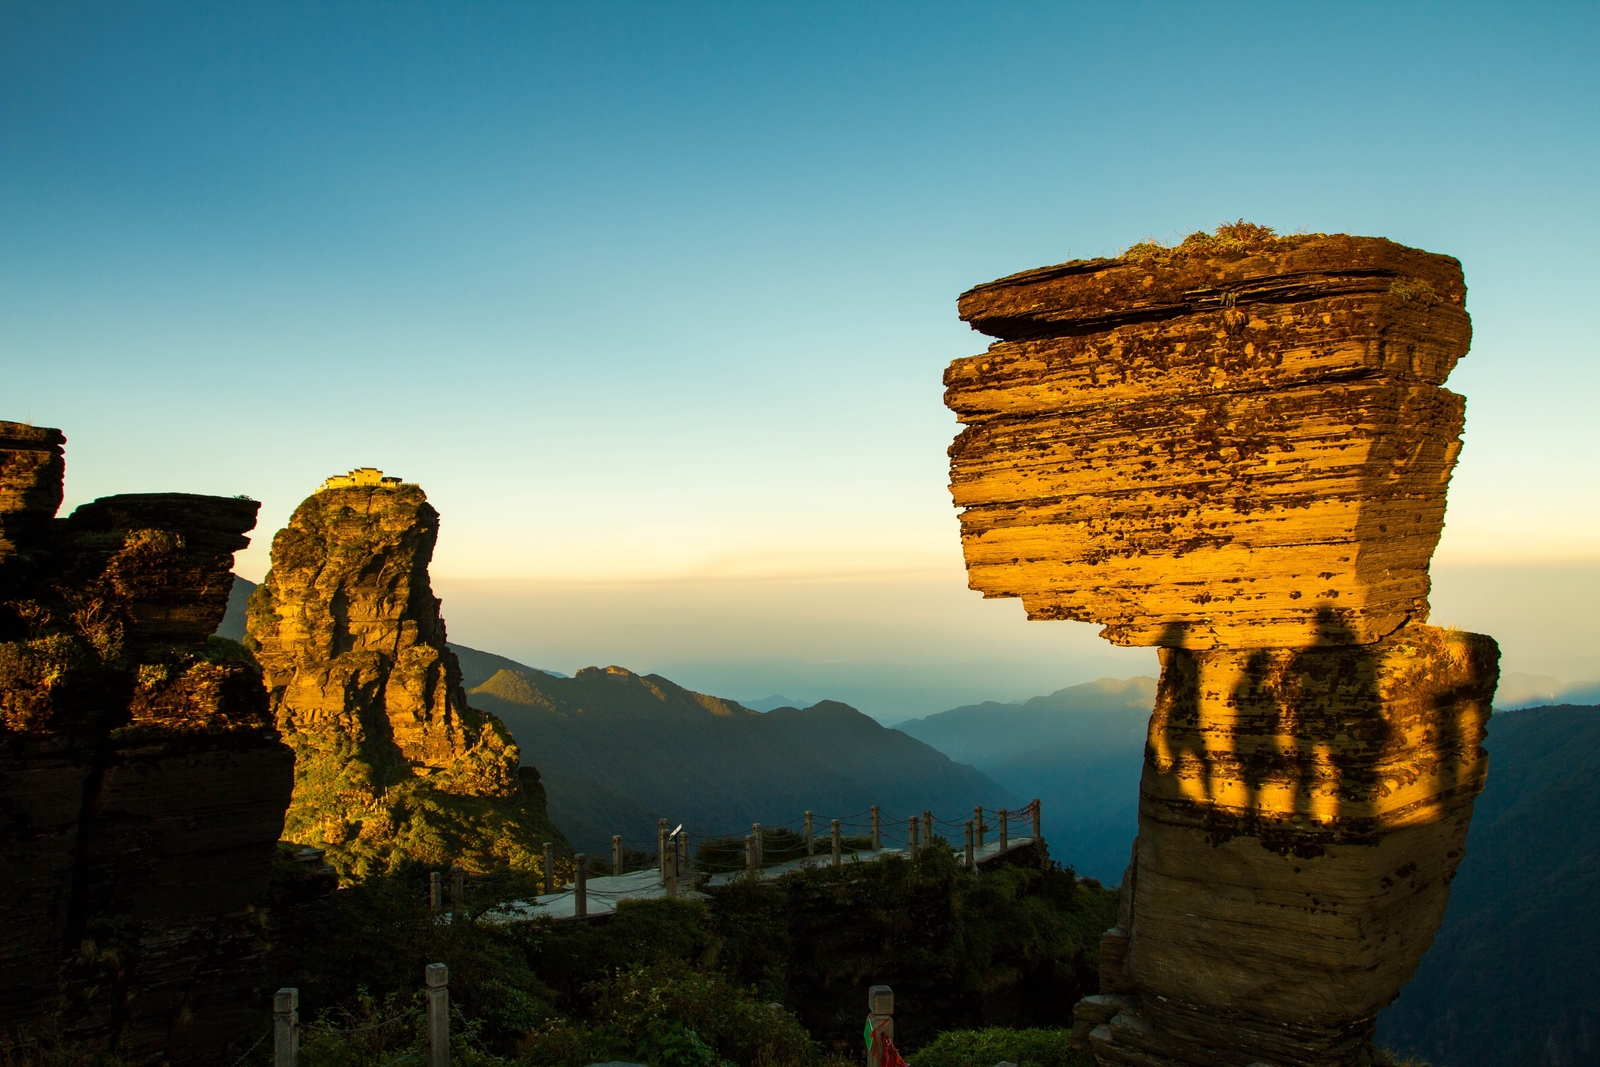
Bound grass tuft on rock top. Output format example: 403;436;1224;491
1122;220;1299;264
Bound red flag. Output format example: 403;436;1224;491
866;1020;907;1067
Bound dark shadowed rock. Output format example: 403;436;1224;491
0;420;294;1063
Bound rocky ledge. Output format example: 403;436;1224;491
0;421;293;1063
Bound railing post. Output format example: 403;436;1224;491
753;822;763;869
866;985;893;1067
658;818;668;884
680;827;692;873
922;809;933;846
805;811;815;857
425;964;449;1067
831;818;842;867
870;805;881;851
909;816;919;861
664;831;679;899
543;841;556;895
965;820;975;869
273;987;298;1067
1032;798;1042;843
450;864;465;916
974;805;984;848
745;834;756;876
999;808;1009;852
429;871;442;913
612;835;622;876
574;854;588;918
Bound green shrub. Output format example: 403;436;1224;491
0;1024;131;1067
517;962;816;1067
298;988;424;1067
276;848;1113;1062
908;1028;1092;1067
709;847;1116;1049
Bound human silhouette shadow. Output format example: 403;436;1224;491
1146;607;1491;859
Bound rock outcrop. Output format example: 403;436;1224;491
947;230;1471;650
247;470;564;882
0;421;294;1062
944;226;1499;1067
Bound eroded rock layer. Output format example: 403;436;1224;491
0;421;293;1062
247;473;564;881
1089;626;1497;1066
946;233;1472;649
944;229;1498;1067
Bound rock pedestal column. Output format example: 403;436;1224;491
247;470;565;881
944;228;1498;1067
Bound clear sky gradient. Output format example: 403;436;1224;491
5;2;1597;719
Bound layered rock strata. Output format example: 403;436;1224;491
947;232;1471;650
943;228;1498;1067
0;421;294;1062
247;471;563;881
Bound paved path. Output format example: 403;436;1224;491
486;836;1039;922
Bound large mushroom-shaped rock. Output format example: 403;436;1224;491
943;228;1498;1067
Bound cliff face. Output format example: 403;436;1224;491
0;421;294;1062
247;473;563;881
943;228;1498;1067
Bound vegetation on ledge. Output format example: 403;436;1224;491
245;843;1116;1067
1121;219;1299;264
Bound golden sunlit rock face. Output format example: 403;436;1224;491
946;233;1472;649
945;228;1499;1067
247;474;565;881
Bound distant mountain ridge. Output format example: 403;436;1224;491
467;665;1018;852
894;677;1156;765
1379;702;1600;1066
451;642;566;687
741;694;815;712
896;677;1157;882
1494;670;1600;709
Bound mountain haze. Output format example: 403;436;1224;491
1380;703;1600;1066
451;642;565;688
896;677;1156;881
467;665;1018;852
1494;671;1600;709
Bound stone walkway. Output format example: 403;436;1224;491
485;837;1039;922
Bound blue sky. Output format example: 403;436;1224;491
4;2;1597;718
